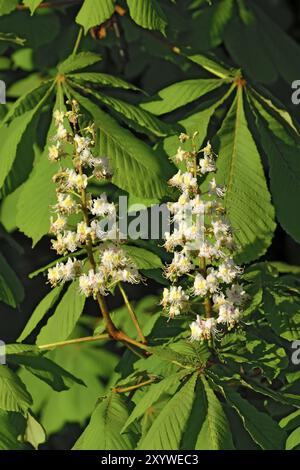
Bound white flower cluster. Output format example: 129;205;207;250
161;134;247;341
79;245;141;298
47;102;141;295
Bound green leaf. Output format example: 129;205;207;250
214;86;275;263
0;83;53;190
141;79;224;115
0;0;18;16
8;353;84;392
127;0;167;34
69;72;141;91
122;371;188;432
16;86;63;244
286;427;300;450
194;377;234;450
122;245;163;270
138;374;197;450
70;80;170;137
0;411;26;450
20;343;117;435
251;98;300;243
221;386;286;450
24;413;45;449
0;252;24;307
58;52;102;74
73;393;135;450
0;32;25;45
76;0;115;34
37;281;86;345
17;286;63;342
22;0;43;14
0;367;32;413
74;92;169;198
188;53;234;79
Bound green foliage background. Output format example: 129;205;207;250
0;0;300;450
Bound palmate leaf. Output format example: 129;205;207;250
193;377;234;450
0;366;32;413
73;92;170;199
138;373;197;450
19;343;117;435
163;85;235;163
36;281;86;345
214;86;275;263
225;2;300;85
126;0;167;34
73;393;136;450
141;78;225;115
68;80;171;137
122;371;189;433
220;385;286;450
7;353;84;392
249;92;300;243
76;0;115;34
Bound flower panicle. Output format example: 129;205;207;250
161;132;248;342
47;101;141;297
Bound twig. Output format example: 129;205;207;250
112;378;155;394
38;333;109;350
118;283;147;344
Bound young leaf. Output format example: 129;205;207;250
73;393;136;450
127;0;167;34
76;0;115;35
37;281;86;345
138;373;197;450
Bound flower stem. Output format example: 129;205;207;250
199;256;212;318
112;378;155;394
72;26;83;56
118;283;147;344
38;333;109;351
